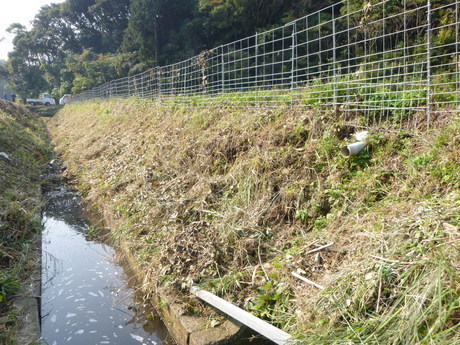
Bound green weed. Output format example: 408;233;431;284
0;270;21;303
245;280;295;328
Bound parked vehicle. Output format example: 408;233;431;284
26;93;56;106
59;94;72;105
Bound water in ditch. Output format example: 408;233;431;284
40;162;175;345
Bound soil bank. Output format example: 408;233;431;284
46;99;459;344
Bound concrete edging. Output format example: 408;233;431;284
104;212;246;345
13;233;41;345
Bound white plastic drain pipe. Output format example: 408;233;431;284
340;141;366;157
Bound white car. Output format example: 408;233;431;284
59;94;72;105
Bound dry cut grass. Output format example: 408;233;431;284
0;100;50;344
47;98;459;344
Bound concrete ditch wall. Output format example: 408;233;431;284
104;211;246;345
13;234;41;345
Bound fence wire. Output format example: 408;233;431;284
72;0;460;131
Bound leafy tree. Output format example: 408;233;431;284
122;0;206;66
0;60;8;79
5;0;130;98
60;0;130;53
64;50;139;93
122;0;158;65
5;0;456;99
122;0;332;66
6;24;50;98
198;0;332;44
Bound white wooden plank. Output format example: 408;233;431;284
190;286;292;345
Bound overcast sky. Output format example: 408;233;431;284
0;0;65;61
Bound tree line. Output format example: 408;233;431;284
0;0;456;100
0;0;331;99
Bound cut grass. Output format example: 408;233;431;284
301;196;459;344
0;100;51;344
46;98;459;344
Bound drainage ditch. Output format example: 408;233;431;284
40;160;175;345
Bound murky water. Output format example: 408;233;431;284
41;168;174;345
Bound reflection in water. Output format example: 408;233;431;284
41;181;173;345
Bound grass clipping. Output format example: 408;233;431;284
47;99;459;344
0;100;50;343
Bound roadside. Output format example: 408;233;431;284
0;100;51;344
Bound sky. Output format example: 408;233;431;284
0;0;65;61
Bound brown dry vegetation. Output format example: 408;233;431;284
0;100;50;344
46;99;459;344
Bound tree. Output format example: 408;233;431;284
122;0;209;66
198;0;332;44
6;0;131;98
60;0;130;53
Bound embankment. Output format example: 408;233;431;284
0;100;50;344
47;99;459;344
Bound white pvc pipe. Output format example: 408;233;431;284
291;272;324;290
340;141;366;157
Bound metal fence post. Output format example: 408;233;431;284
140;73;144;98
158;67;161;97
170;67;174;96
255;33;258;88
332;7;337;111
426;0;432;130
182;62;185;95
290;23;296;108
456;0;459;97
221;46;225;93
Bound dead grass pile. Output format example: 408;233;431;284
47;99;459;343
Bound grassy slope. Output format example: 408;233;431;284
0;100;50;344
47;99;459;344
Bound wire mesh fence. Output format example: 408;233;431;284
72;0;459;131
